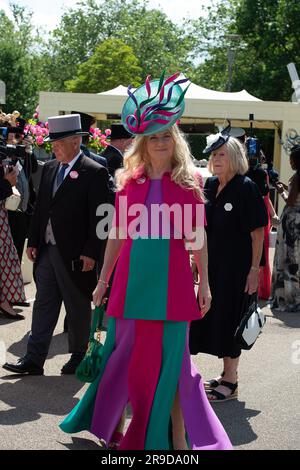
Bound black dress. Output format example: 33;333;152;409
246;166;269;266
246;167;269;198
189;174;268;358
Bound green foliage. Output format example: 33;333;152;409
191;0;300;100
0;5;39;114
65;39;142;92
188;1;249;93
45;0;195;89
232;0;300;100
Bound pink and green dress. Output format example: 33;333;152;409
60;172;232;450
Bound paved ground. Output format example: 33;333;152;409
1;261;300;450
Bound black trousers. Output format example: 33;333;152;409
7;211;31;262
26;244;91;367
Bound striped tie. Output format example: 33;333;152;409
56;163;69;187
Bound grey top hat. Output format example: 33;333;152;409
44;114;90;142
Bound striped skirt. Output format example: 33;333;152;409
60;317;232;450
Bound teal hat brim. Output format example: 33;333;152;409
122;76;188;136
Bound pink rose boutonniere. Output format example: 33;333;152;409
70;171;79;179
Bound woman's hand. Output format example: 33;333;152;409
26;247;37;262
80;255;95;272
270;214;280;227
22;137;33;154
92;282;108;307
198;283;212;318
275;182;285;194
4;168;17;187
277;180;288;190
244;268;259;295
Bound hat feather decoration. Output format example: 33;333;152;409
203;121;232;154
122;71;190;135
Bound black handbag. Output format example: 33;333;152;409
234;294;266;350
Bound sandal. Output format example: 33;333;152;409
203;371;224;390
206;380;238;402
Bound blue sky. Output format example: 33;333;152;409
0;0;209;30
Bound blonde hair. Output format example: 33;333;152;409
115;125;204;201
207;137;249;175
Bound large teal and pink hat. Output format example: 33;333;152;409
121;71;190;136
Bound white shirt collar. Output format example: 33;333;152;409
59;151;82;178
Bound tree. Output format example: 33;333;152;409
65;38;142;92
190;0;300;101
0;4;46;115
115;6;195;79
232;0;300;100
187;1;243;92
45;0;196;91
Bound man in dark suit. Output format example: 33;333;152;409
3;114;110;375
61;112;114;332
101;123;132;177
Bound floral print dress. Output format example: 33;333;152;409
272;188;300;312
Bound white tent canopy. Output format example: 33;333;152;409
185;83;261;101
97;82;261;102
97;85;128;96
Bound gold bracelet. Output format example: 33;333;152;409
250;266;260;272
98;279;109;287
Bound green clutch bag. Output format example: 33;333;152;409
75;304;105;383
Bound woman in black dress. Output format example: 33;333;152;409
189;128;268;402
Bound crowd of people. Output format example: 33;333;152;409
0;71;299;450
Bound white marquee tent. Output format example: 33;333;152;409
97;83;261;102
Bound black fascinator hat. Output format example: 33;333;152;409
203;122;231;154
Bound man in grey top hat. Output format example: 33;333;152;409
3;114;110;375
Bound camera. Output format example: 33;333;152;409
245;137;260;159
245;137;262;170
0;125;27;166
245;114;261;167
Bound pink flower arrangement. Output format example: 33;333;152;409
22;105;112;155
24;114;52;153
88;127;111;153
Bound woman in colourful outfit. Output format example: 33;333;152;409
60;73;232;450
271;145;300;311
